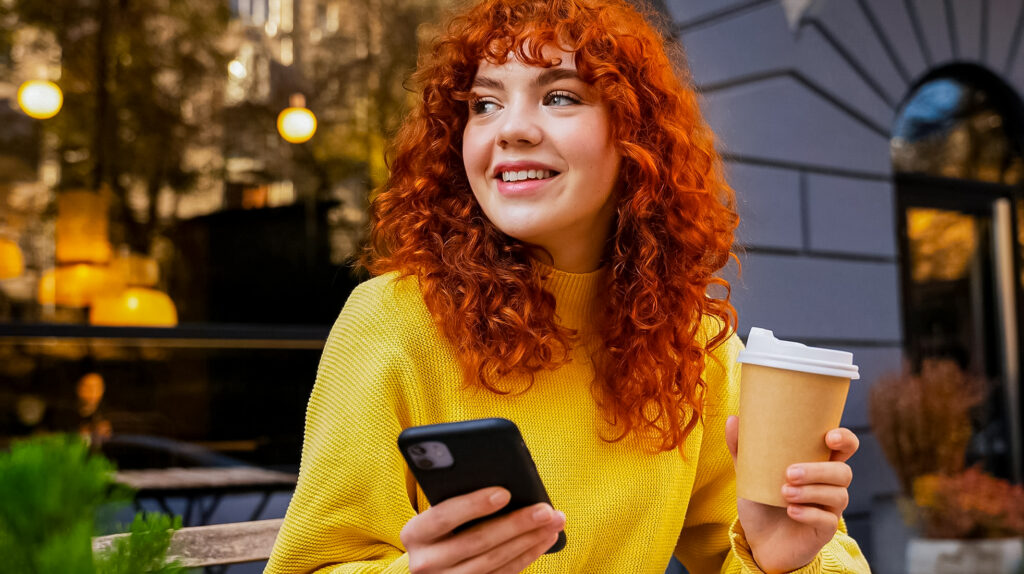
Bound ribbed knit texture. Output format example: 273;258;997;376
264;268;870;573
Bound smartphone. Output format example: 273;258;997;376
397;417;566;553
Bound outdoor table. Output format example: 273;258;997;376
116;466;297;527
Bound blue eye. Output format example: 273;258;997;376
470;99;499;114
545;91;580;106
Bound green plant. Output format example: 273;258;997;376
94;513;189;574
0;434;189;573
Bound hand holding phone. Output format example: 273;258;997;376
397;418;566;573
398;486;565;573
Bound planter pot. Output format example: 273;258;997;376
906;538;1023;574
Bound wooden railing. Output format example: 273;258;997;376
92;518;283;567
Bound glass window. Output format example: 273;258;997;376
894;64;1024;480
0;0;456;470
892;66;1024;185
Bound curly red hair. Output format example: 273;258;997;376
362;0;738;452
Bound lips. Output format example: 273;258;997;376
495;171;561;197
492;161;561;179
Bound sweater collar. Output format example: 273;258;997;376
536;261;606;332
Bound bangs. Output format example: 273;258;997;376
447;0;614;87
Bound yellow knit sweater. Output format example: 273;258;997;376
265;267;870;573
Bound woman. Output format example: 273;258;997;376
266;0;870;572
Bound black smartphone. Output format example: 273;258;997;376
397;417;566;554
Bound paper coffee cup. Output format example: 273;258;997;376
735;328;859;507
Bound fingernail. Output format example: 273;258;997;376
490;489;509;505
782;485;798;497
555;510;566;523
533;506;552;523
787;467;804;480
828;431;841;444
789;505;802;516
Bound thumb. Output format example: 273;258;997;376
725;415;739;466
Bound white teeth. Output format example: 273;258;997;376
501;169;553;182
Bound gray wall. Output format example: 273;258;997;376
664;1;1024;572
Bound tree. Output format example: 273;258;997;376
6;0;231;252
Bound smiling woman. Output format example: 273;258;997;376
265;1;871;573
462;48;620;273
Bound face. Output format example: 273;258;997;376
462;47;621;272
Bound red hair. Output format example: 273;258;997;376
362;0;738;452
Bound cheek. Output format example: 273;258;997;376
564;120;617;170
462;129;489;176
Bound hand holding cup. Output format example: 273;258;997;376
726;416;861;574
728;328;860;573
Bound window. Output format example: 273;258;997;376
0;0;454;471
894;64;1024;481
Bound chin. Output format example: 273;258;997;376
495;224;547;244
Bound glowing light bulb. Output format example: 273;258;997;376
17;80;63;120
277;95;317;143
228;59;248;79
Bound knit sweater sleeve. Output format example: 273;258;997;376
674;334;871;574
265;277;418;573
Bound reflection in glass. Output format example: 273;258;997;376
0;1;462;327
904;207;996;373
0;339;322;471
893;67;1024;185
904;205;1014;477
906;208;978;283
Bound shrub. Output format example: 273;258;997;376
912;466;1024;539
0;434;188;573
868;359;984;494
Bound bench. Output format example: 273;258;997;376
92;518;283;567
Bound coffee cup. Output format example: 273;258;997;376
735;327;859;507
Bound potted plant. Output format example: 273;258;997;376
0;434;189;573
869;359;1024;574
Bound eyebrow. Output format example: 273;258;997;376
471;67;581;90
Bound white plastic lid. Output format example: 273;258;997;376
737;327;860;380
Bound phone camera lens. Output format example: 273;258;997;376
417;458;434;469
410;444;427;456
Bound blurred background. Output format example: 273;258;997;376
0;0;451;466
1;0;1023;573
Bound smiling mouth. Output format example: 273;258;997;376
496;169;561;183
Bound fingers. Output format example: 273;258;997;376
433;503;564;567
446;508;564;574
783;459;852;534
725;415;739;465
782;483;849;514
786;461;853;488
825;428;860;462
403;491;566;574
487;530;562;574
785;503;840;533
401;487;510;548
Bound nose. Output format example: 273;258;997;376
497;101;543;148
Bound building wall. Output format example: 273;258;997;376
663;1;1024;572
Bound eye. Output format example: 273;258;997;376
470;97;500;115
544;91;581;106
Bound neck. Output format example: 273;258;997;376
535;261;606;332
530;246;603;273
